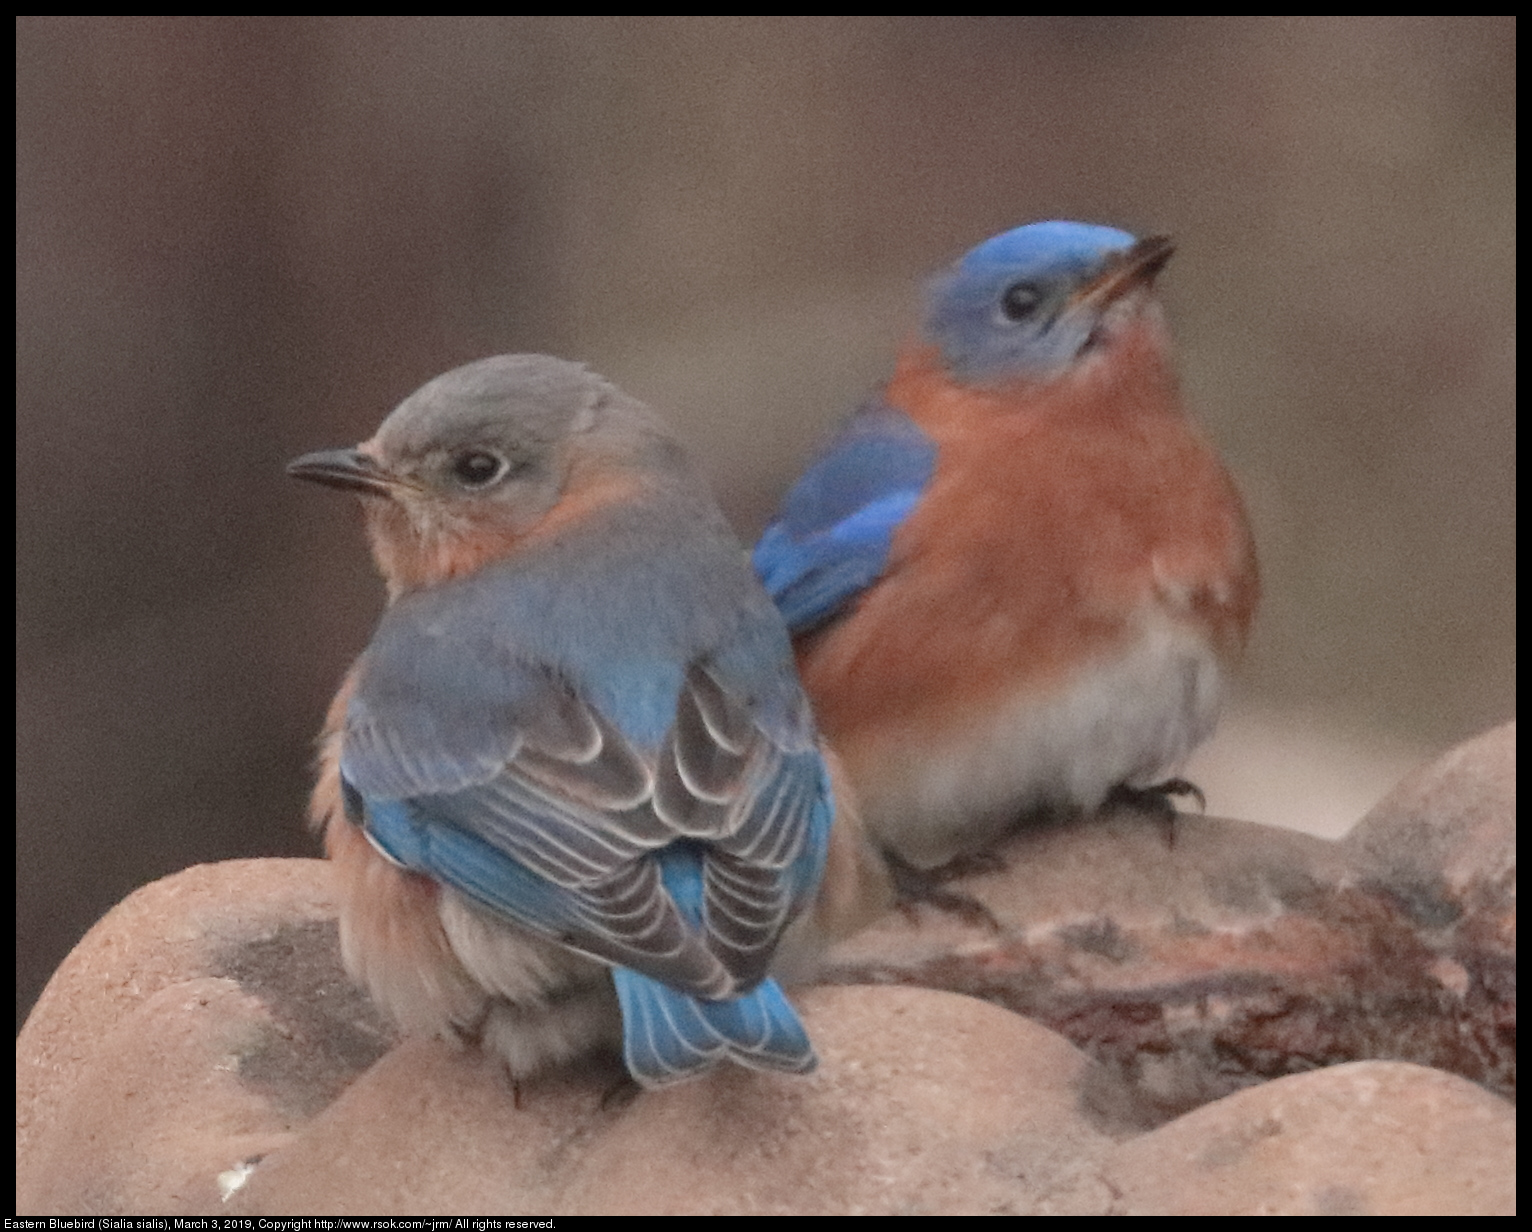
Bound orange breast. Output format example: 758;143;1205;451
795;329;1258;748
312;665;486;1035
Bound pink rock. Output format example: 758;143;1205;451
16;726;1515;1214
824;723;1517;1119
1109;1061;1515;1215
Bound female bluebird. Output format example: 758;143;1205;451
754;222;1259;871
289;355;888;1087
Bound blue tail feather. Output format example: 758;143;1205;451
613;969;817;1088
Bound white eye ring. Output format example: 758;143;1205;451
451;450;508;489
999;281;1043;323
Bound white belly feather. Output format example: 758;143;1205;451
854;610;1225;868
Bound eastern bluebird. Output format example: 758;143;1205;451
289;355;888;1087
754;221;1258;872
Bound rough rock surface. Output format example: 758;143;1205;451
16;725;1515;1214
827;722;1516;1119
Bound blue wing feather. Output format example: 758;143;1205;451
613;969;816;1087
339;531;833;1079
631;831;816;1083
362;794;589;940
367;772;822;1085
753;401;936;634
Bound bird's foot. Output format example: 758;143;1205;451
1105;777;1206;847
932;848;1011;880
886;850;1005;933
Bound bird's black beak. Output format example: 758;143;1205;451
1073;235;1175;310
286;447;403;497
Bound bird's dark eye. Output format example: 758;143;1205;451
1000;281;1043;323
451;450;507;489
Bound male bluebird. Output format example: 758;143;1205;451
754;221;1258;872
289;355;887;1087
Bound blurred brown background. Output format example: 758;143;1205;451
17;17;1515;1029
